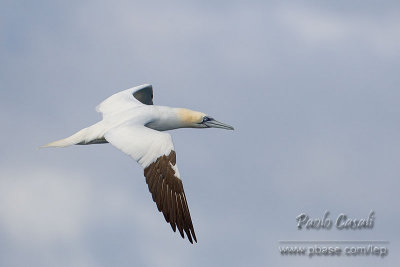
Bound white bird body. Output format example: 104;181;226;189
43;84;233;243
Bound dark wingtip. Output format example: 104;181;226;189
144;151;198;244
192;232;197;243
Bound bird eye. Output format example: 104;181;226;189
202;116;213;123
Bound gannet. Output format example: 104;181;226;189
42;84;234;243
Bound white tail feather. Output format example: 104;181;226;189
41;127;90;148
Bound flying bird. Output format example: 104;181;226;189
42;84;234;243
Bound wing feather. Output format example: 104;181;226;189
105;125;197;243
96;84;153;118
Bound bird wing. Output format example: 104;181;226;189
104;124;197;243
96;84;153;118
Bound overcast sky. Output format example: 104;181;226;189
1;1;400;266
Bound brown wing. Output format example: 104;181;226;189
144;150;197;243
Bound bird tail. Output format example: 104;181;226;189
41;127;90;148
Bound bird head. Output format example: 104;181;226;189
178;108;234;130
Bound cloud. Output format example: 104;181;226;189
0;165;198;267
0;168;96;266
277;4;400;56
0;168;93;243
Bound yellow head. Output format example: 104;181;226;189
178;108;206;127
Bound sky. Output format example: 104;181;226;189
1;1;400;266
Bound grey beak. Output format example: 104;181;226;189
204;119;234;130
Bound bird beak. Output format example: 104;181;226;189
204;119;234;130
